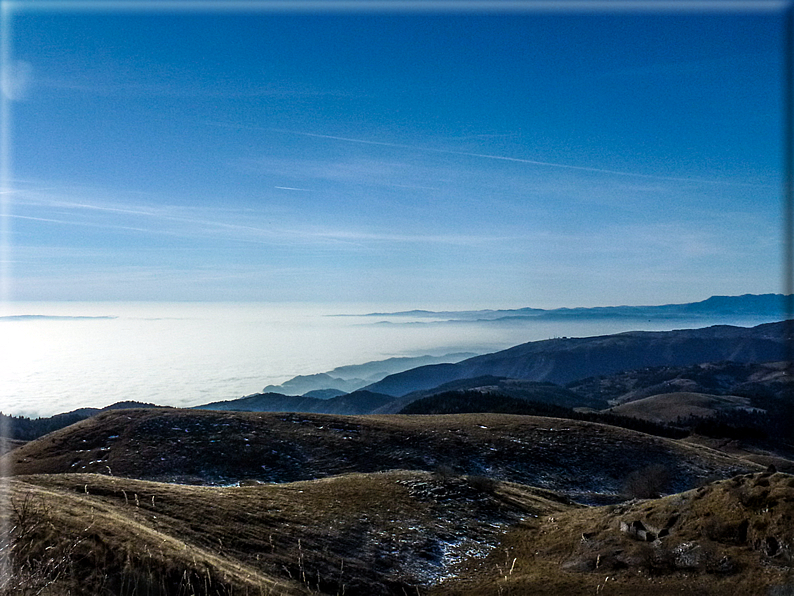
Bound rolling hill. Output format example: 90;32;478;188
5;409;760;503
193;390;395;416
608;392;761;425
4;299;792;595
567;360;792;406
8;469;573;596
6;460;793;595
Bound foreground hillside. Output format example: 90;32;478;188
7;469;794;595
7;470;566;595
4;409;761;503
431;468;794;596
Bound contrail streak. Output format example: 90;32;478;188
272;128;768;188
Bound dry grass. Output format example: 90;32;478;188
3;470;567;595
1;478;304;596
0;440;26;457
430;470;794;596
3;409;761;503
1;409;786;594
609;392;756;425
682;434;794;474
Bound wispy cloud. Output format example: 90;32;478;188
7;213;164;235
307;228;517;246
230;143;772;234
234;154;419;187
11;187;509;249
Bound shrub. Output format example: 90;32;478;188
702;517;748;545
466;475;497;494
622;464;671;499
433;464;457;481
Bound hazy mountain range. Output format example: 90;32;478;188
196;296;793;416
194;319;790;417
364;320;788;397
260;353;477;396
362;293;790;322
262;294;789;398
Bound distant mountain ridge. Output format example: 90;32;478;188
193;390;395;415
363;320;791;397
261;352;478;396
362;293;790;323
263;295;786;398
191;320;790;417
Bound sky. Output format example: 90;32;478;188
0;1;788;308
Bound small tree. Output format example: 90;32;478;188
622;464;671;499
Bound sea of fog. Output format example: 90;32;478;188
0;302;784;418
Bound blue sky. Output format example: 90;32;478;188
0;1;787;307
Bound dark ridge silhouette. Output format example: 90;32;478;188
364;321;791;397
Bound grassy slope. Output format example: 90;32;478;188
4;409;761;502
6;408;793;595
10;469;794;596
1;438;27;456
430;470;794;596
608;392;756;424
5;477;304;596
7;470;568;595
682;434;794;474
